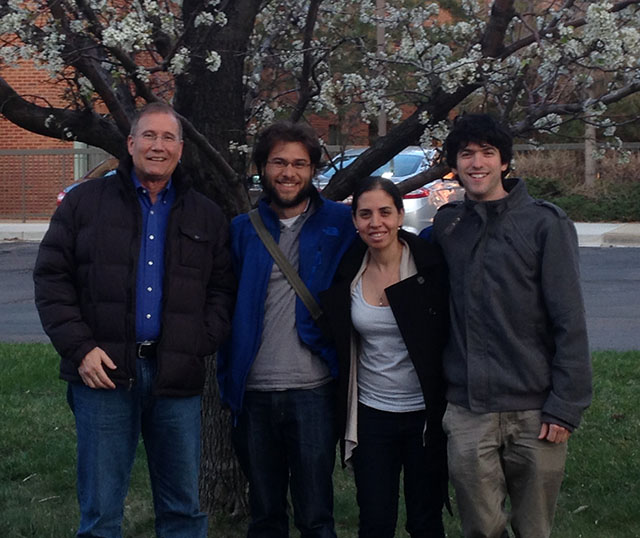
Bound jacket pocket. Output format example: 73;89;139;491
503;228;537;272
179;225;210;268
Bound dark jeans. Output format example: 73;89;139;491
232;383;338;538
67;357;207;538
352;403;445;538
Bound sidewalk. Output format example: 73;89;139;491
1;220;640;247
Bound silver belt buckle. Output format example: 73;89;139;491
137;340;155;358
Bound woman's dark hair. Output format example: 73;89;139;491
252;121;322;177
351;176;404;215
443;114;513;177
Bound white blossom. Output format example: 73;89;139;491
205;51;222;72
135;65;150;83
419;120;450;147
169;47;191;75
228;141;250;154
44;114;56;129
195;12;215;28
102;13;153;52
533;114;562;133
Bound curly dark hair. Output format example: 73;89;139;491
444;114;513;177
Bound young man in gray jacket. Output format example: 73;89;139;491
432;114;592;538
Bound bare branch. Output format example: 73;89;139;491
289;0;323;122
0;76;125;156
481;0;516;57
500;0;640;59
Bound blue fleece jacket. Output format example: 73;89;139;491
217;193;356;417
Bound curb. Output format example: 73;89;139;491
0;222;50;242
600;223;640;248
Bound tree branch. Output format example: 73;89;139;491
176;113;239;181
50;0;135;133
481;0;516;57
322;83;479;201
0;76;125;156
500;0;640;59
289;0;322;122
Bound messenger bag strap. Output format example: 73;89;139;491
248;209;324;322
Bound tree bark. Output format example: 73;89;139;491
173;0;264;219
584;122;597;187
176;0;264;519
200;356;249;518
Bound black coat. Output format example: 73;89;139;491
34;157;236;396
320;230;449;474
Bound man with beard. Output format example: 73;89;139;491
218;121;355;537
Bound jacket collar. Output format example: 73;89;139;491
464;177;530;219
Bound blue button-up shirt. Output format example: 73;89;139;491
132;171;176;342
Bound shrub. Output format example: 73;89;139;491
514;149;640;221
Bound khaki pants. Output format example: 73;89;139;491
443;404;568;538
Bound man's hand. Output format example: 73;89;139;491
78;347;117;389
538;422;570;444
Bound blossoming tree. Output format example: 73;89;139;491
2;0;639;513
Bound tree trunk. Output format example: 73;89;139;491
174;0;264;218
177;1;264;518
200;355;249;518
584;122;597;187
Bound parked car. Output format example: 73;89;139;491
56;157;119;205
315;146;464;233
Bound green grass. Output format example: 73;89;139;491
1;343;639;537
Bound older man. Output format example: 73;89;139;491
34;102;235;537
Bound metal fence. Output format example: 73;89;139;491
0;148;111;221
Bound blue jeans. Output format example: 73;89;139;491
352;404;445;538
231;383;337;538
67;357;207;538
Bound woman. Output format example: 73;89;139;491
321;177;449;537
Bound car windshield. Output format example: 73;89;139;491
374;155;424;178
320;153;425;180
319;155;360;179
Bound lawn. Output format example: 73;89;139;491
1;343;638;537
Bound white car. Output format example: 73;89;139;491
315;146;464;233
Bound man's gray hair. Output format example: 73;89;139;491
129;102;183;140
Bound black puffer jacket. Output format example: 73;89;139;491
34;158;235;396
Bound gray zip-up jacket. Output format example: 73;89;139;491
433;178;591;430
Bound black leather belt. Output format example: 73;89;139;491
136;341;158;359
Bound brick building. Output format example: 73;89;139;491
0;58;111;220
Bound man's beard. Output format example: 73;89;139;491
261;177;315;209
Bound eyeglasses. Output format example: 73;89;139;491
138;132;181;145
266;158;311;170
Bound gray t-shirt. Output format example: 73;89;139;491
246;203;331;391
351;279;424;412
